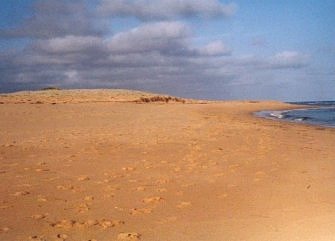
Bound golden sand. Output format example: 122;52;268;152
0;90;334;241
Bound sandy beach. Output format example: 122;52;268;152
0;89;334;241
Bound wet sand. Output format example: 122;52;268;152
0;90;334;241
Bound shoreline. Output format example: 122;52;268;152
254;105;335;129
1;89;335;241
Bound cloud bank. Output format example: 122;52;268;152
0;0;310;99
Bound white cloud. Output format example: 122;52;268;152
107;21;191;54
0;0;103;39
269;51;309;69
198;40;231;56
36;35;105;53
64;70;81;83
98;0;237;19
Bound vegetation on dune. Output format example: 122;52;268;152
136;96;186;103
40;86;61;91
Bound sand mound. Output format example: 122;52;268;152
0;89;189;104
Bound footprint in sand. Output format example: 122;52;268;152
48;177;59;181
157;188;167;193
218;193;228;199
227;184;238;189
83;219;99;227
76;203;90;213
129;208;152;215
77;176;90;181
103;172;111;177
105;185;120;192
28;235;47;241
103;193;114;199
31;214;48;220
255;171;266;176
206;178;216;184
0;205;12;209
8;163;19;167
177;201;192;208
157;216;178;224
99;219;124;229
84;196;94;201
135;186;146;191
254;171;266;182
214;172;225;177
117;232;141;241
210;160;218;166
50;219;76;229
18;183;32;188
50;219;124;230
35;168;50;172
52;220;77;229
4;143;15;148
142;196;164;204
13;191;30;196
0;227;10;233
175;191;183;196
56;185;75;191
122;167;136;172
156;178;170;185
229;164;240;173
37;195;48;202
55;233;68;241
103;178;111;183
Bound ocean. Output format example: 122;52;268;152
256;101;335;128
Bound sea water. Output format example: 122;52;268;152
256;101;335;128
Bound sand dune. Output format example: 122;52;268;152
0;89;334;241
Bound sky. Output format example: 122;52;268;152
0;0;334;101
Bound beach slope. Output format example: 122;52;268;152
0;89;334;241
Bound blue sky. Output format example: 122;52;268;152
0;0;334;101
